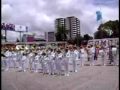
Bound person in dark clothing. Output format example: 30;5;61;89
108;46;113;64
1;53;6;57
94;46;99;61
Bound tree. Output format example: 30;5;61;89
83;34;93;41
96;20;119;38
94;30;109;39
55;26;67;41
74;35;83;46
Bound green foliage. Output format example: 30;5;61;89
94;30;109;39
83;34;93;41
55;26;67;41
95;20;119;39
74;35;83;46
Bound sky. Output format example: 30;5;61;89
2;0;119;41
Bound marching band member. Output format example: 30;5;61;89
111;46;117;65
33;53;40;72
79;46;86;66
63;49;70;76
94;45;99;60
87;45;95;66
4;49;12;71
40;52;48;74
108;46;114;65
73;47;80;72
16;49;23;69
1;49;7;71
55;50;63;75
28;50;35;71
19;53;27;72
11;50;17;68
47;49;55;75
98;47;106;66
90;45;96;66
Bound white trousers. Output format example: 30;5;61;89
47;60;55;74
40;60;48;74
55;58;62;75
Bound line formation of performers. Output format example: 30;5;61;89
1;45;119;76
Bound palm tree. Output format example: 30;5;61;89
56;26;67;41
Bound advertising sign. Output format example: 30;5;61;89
15;25;27;32
1;23;15;31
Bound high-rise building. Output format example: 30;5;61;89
55;18;66;32
45;32;56;42
66;16;80;39
55;16;80;40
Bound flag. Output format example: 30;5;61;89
96;11;102;21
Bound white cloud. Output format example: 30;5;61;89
1;0;119;41
2;4;13;22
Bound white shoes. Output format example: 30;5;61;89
65;73;70;76
23;70;26;72
75;70;78;72
5;68;9;71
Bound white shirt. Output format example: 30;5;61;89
29;53;34;57
91;47;95;54
51;51;55;58
21;56;27;62
12;52;17;61
35;55;39;60
112;47;117;55
112;47;117;51
74;50;79;60
58;53;63;58
5;51;12;57
66;51;70;58
34;55;40;63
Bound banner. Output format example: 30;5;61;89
1;23;15;31
88;38;119;47
15;25;27;32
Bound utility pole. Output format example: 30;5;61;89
16;26;29;42
5;29;7;42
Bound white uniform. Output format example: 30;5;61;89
90;47;96;65
1;52;7;70
55;53;63;75
47;51;55;75
80;48;85;66
90;47;95;65
11;52;17;68
73;50;79;72
99;49;106;65
20;55;27;72
112;47;117;65
63;51;70;76
40;55;49;74
33;55;40;72
28;52;34;71
16;51;22;68
4;51;12;70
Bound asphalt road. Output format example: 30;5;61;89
2;64;119;90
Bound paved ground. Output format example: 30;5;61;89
2;65;119;90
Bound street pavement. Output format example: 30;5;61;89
2;63;119;90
